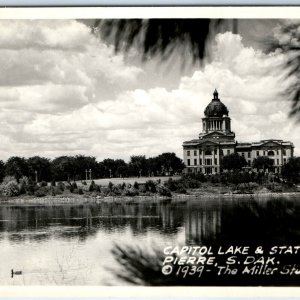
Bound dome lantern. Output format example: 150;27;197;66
213;89;219;100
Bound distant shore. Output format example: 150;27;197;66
1;189;299;205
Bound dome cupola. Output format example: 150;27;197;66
204;89;229;117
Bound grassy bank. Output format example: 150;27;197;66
0;173;299;205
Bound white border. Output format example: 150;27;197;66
0;6;300;297
0;286;300;297
1;6;300;19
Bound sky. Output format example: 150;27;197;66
0;19;299;162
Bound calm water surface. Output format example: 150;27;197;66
0;195;300;285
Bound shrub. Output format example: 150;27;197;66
0;180;20;197
82;184;90;192
57;182;65;192
124;186;139;196
210;175;220;184
133;182;139;190
19;183;26;195
108;181;114;191
34;187;48;197
101;187;110;196
0;179;20;197
50;186;56;196
72;182;78;189
82;180;87;185
2;176;17;184
78;188;84;195
54;186;63;195
26;183;37;195
40;181;48;187
145;180;157;193
51;180;56;187
112;185;122;196
157;185;172;197
89;181;99;192
18;176;29;195
19;176;29;186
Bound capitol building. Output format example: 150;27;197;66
183;90;294;174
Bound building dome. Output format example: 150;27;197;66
204;89;229;117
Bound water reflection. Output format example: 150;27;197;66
0;195;299;285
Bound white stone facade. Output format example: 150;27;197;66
183;90;294;174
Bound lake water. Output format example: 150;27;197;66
1;195;300;285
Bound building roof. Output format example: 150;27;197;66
204;89;229;117
183;139;294;148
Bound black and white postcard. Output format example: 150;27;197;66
0;7;300;290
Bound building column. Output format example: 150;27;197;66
202;150;205;174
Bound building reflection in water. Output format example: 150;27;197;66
185;204;221;245
0;196;299;247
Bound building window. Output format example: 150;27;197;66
268;150;275;156
187;159;190;166
227;150;230;155
194;150;197;156
194;159;197;165
283;149;286;156
256;151;259;156
284;158;287;164
205;159;212;165
200;159;202;165
199;150;202;155
277;159;279;165
215;168;217;173
241;152;245;157
187;150;190;156
277;150;279;155
220;150;224;156
214;149;217;154
248;152;251;158
214;158;217;165
248;160;251;166
205;150;212;155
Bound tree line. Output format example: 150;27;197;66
221;153;300;184
0;152;185;183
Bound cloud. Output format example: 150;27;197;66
0;20;143;113
0;24;299;161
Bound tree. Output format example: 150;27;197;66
252;156;274;172
73;155;99;180
99;158;128;178
51;156;76;182
281;157;300;184
268;23;300;121
129;155;147;177
151;152;185;175
0;160;5;182
95;19;221;64
27;156;51;182
221;153;247;171
5;156;28;182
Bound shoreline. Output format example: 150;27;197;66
0;190;299;205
